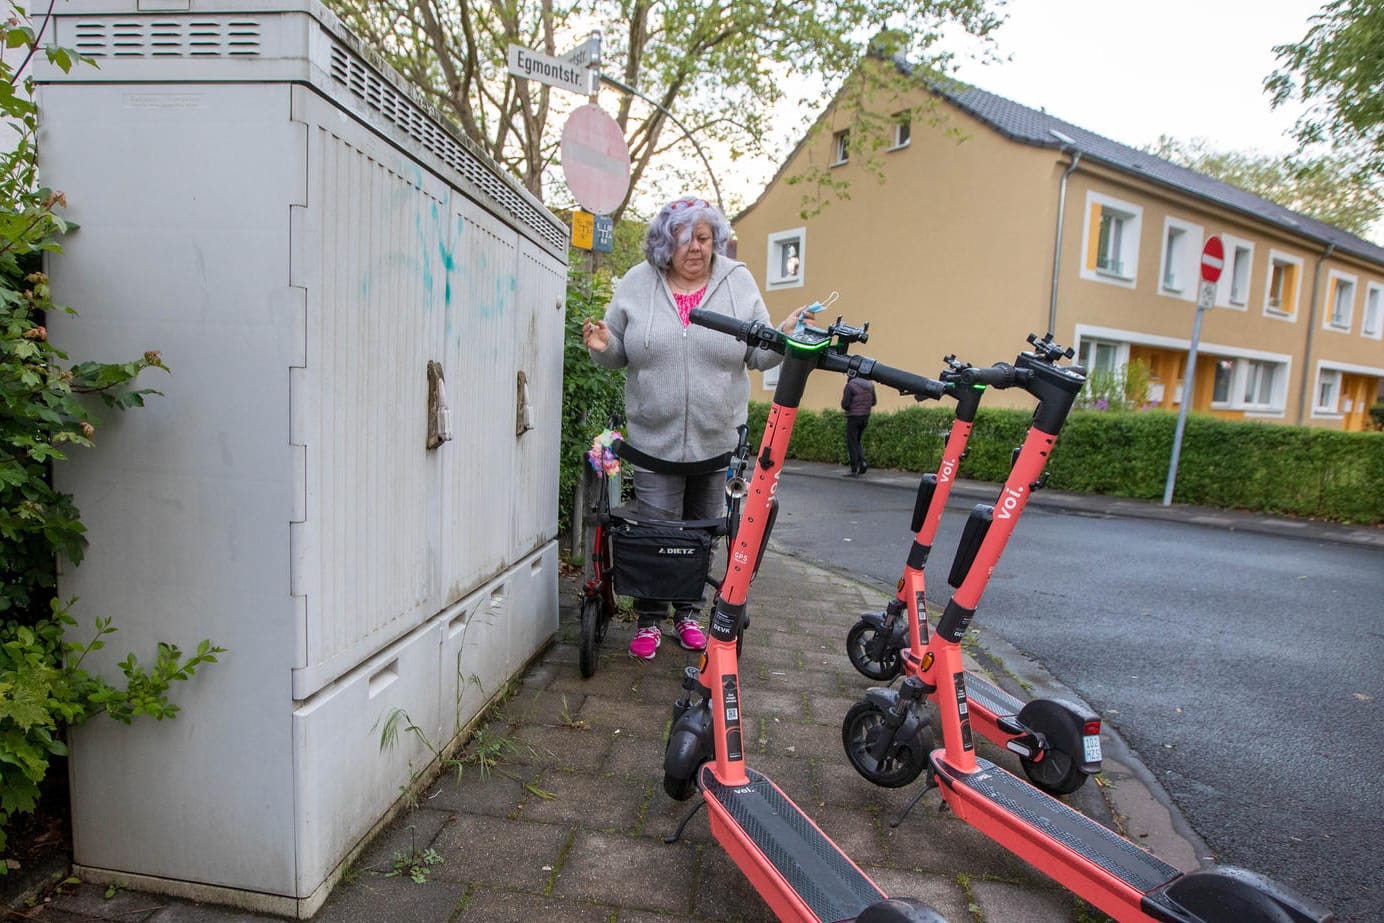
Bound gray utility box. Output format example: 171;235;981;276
36;1;568;915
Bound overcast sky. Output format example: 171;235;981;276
947;0;1323;156
713;0;1326;211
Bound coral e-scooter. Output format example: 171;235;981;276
850;334;1333;923
663;307;949;923
844;354;1101;796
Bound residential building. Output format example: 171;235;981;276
733;60;1384;431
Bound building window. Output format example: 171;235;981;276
1229;243;1252;307
1098;211;1128;275
1077;338;1121;374
1161;223;1188;293
1315;368;1342;415
1212;359;1233;404
1364;283;1383;339
891;112;911;150
1327;271;1356;331
1211;356;1288;413
765;227;806;290
1242;360;1279;408
831;129;849;165
1264;251;1302;318
1082;192;1142;287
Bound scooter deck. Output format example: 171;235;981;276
934;755;1186;904
700;766;885;921
961;671;1023;720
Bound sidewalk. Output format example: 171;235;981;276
15;545;1205;923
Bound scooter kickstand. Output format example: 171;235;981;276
888;773;939;828
664;797;706;844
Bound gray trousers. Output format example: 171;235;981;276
631;466;724;628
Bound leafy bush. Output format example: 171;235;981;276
558;268;623;540
0;602;223;858
1;2;224;863
748;401;1384;524
1076;358;1152;411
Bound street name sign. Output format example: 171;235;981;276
561;33;600;68
507;44;593;96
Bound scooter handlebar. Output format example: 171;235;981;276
688;308;946;400
960;362;1031;389
820;352;948;400
687;307;783;352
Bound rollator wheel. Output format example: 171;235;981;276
841;701;931;788
846;619;903;681
1020;746;1086;796
579;596;602;678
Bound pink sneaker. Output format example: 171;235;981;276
629;626;662;660
675;618;707;651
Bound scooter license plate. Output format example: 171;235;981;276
1083;734;1102;763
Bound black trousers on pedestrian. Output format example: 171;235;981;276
845;415;870;473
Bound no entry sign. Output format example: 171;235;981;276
1200;235;1225;284
561;104;630;216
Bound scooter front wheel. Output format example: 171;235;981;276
663;728;705;801
846;619;903;681
841;701;931;788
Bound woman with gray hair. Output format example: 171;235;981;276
584;194;808;660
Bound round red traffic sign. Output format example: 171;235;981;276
561;104;630;216
1200;235;1225;284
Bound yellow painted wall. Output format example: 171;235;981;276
735;97;1060;414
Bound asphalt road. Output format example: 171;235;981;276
767;464;1384;923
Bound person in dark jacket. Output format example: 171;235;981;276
841;376;876;477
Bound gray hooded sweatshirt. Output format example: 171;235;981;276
588;255;783;462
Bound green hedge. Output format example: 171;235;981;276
748;402;1384;525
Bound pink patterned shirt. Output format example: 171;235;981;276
673;286;707;326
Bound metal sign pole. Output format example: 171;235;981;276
1162;295;1208;505
1163;237;1224;507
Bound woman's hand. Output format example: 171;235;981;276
583;317;610;351
778;304;810;333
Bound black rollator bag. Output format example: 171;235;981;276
608;522;714;602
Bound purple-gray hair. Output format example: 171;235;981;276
642;196;731;270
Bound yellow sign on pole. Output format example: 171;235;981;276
572;209;595;250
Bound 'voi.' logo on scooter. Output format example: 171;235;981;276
994;484;1026;520
939;456;957;484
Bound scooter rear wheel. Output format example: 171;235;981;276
841;701;931;788
1019;746;1086;796
1164;868;1297;923
846;619;903;681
